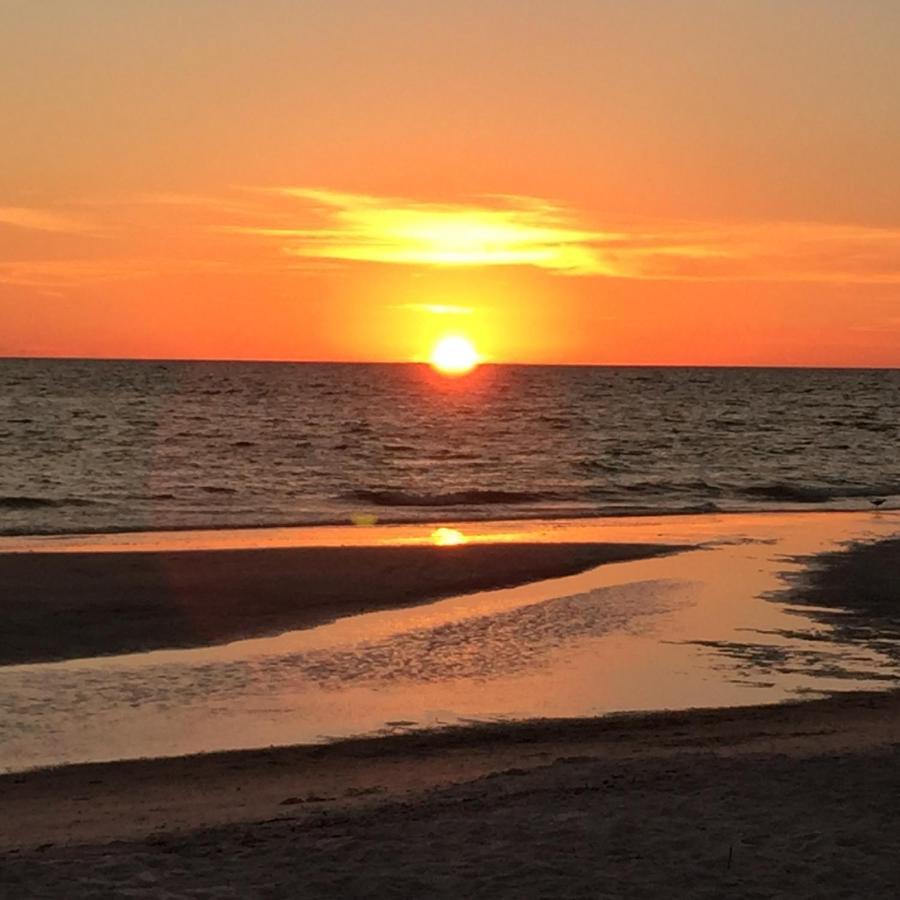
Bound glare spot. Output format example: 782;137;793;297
351;513;378;527
431;527;467;546
430;336;479;376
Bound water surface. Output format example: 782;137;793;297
2;360;898;535
2;511;898;772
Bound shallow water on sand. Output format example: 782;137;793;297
1;511;899;772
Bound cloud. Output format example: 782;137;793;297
0;257;248;290
0;259;157;289
0;207;91;234
5;190;900;288
227;189;900;284
232;188;622;275
614;220;900;285
392;303;475;315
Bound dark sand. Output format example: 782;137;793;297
784;537;900;664
0;541;680;665
2;692;899;897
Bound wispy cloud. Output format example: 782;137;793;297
0;259;157;289
392;303;475;315
226;188;900;284
0;257;248;290
4;189;900;289
232;189;622;275
0;207;91;234
615;220;900;284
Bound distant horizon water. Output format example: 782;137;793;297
2;358;898;537
3;355;900;370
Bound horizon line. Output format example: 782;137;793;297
1;354;898;372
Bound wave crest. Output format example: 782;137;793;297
340;488;554;508
736;482;898;503
0;495;99;510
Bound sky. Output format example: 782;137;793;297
1;0;899;366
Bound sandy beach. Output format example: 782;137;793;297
1;515;899;896
3;691;899;897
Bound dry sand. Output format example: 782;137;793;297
0;541;678;665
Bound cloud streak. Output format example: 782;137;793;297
392;303;475;315
0;257;252;290
229;189;618;275
4;189;900;290
228;189;900;285
0;207;92;234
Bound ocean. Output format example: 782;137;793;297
1;358;898;537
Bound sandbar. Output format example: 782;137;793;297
0;541;681;665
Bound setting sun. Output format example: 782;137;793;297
429;335;480;375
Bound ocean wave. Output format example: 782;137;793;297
0;495;99;510
735;482;899;503
339;488;559;507
613;479;723;496
0;501;723;537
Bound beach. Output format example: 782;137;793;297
3;692;899;897
1;511;899;896
0;541;679;665
5;0;900;894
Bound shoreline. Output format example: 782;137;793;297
1;503;896;551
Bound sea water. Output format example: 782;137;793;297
1;358;898;536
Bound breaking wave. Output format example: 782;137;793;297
339;488;560;507
0;495;99;510
734;482;899;503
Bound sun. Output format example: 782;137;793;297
429;335;480;375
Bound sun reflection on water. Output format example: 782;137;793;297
430;527;467;546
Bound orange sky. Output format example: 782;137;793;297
1;1;899;366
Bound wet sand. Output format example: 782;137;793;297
0;541;680;665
